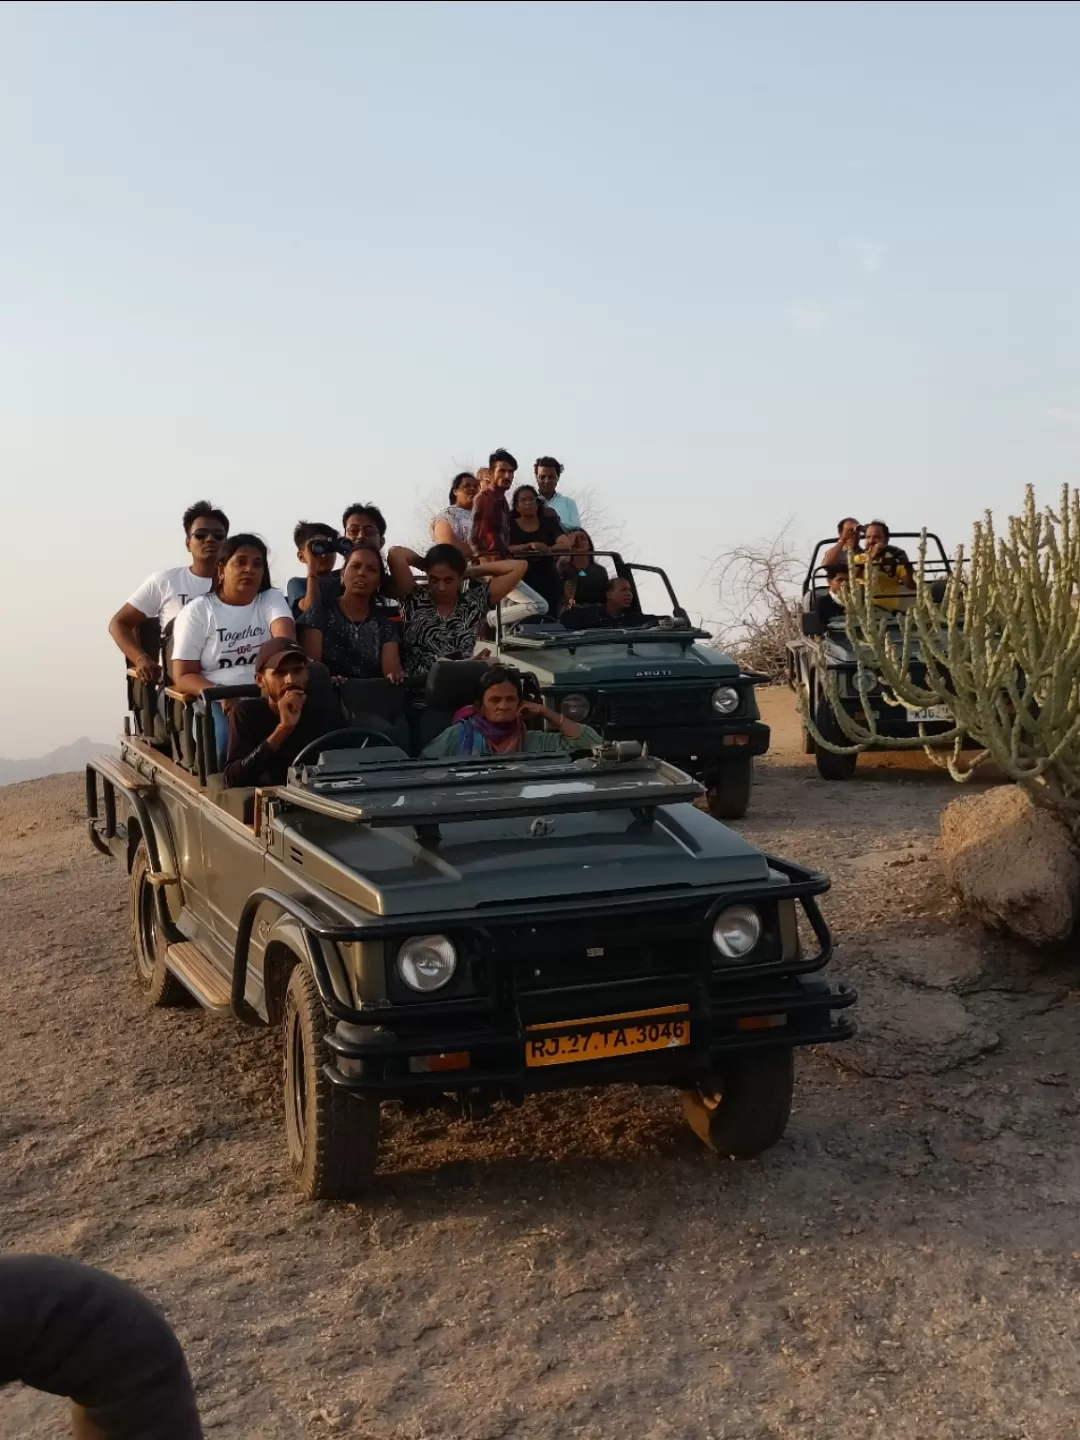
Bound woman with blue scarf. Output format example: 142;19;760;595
421;664;602;759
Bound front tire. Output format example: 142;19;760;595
681;1049;794;1159
130;842;188;1007
283;962;380;1201
704;755;754;820
812;695;858;781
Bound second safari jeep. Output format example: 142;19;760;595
489;553;770;819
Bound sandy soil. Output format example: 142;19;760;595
3;690;1080;1439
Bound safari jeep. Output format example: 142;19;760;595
86;660;854;1200
489;554;770;819
786;531;960;781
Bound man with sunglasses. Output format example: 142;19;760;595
108;501;230;682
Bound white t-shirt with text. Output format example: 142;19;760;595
171;591;293;687
127;566;213;627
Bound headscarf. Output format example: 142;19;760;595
449;703;524;755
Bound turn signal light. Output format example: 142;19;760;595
736;1014;787;1031
409;1052;471;1073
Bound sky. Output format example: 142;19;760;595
2;0;1079;756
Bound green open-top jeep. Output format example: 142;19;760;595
87;660;853;1200
786;531;961;780
489;553;770;819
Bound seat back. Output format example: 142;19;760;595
126;617;168;748
423;659;491;712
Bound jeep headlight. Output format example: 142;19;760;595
396;934;457;992
712;905;762;960
856;665;881;694
711;686;740;715
559;693;591;722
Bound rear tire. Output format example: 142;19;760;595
283;961;380;1201
705;755;754;820
681;1049;794;1159
130;842;188;1007
812;695;858;781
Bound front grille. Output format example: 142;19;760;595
492;904;710;993
601;689;715;728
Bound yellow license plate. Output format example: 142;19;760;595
525;1005;690;1068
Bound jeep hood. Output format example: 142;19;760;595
499;637;740;685
282;801;771;918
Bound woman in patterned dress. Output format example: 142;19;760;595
386;543;527;679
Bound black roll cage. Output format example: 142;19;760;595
802;531;952;598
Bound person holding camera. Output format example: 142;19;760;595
851;519;914;610
287;520;347;616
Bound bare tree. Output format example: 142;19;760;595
573;485;626;552
707;524;803;681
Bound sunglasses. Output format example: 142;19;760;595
190;528;227;541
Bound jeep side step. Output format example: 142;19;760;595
166;942;232;1014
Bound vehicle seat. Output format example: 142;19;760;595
805;586;833;618
408;660;490;754
126;617;170;752
337;677;409;752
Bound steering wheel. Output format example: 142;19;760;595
292;724;399;769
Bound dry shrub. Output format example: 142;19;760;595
708;527;802;682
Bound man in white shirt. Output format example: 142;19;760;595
534;456;581;532
108;502;230;681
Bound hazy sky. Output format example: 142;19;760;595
3;0;1079;755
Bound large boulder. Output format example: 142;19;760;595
940;785;1080;946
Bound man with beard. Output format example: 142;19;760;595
223;637;343;787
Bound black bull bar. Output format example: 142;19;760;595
232;861;856;1096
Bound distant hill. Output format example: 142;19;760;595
0;738;113;787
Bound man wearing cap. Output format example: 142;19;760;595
222;638;343;787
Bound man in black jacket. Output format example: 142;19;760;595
223;637;342;787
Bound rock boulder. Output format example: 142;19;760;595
940;785;1080;946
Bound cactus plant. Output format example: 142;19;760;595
801;485;1080;824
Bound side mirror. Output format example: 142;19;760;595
801;612;825;637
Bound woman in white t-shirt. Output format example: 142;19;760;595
171;533;295;760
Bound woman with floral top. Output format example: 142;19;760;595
386;544;527;679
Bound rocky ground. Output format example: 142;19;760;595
3;690;1080;1439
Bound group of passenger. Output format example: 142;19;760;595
108;450;638;785
820;517;915;613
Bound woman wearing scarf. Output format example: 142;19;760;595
421;665;602;758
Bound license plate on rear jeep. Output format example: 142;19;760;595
908;705;950;722
525;1005;690;1068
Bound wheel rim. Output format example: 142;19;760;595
285;1008;308;1166
135;873;158;983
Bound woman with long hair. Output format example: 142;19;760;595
508;483;564;614
421;664;601;758
170;533;294;758
297;541;404;682
430;472;479;554
386;544;527;678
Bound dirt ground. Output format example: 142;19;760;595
4;689;1080;1439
